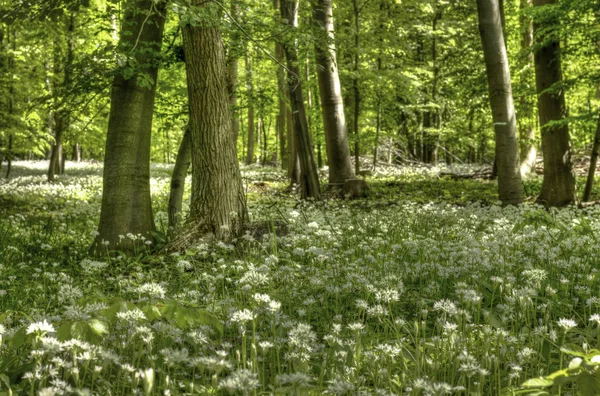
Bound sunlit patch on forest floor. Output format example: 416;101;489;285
2;161;600;395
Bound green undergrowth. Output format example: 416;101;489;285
2;161;600;395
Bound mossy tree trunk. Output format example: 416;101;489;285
281;0;320;199
476;0;524;205
93;0;167;252
533;0;576;207
312;0;354;187
179;0;248;241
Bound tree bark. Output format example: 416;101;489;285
312;0;354;187
168;127;192;231
281;0;320;199
274;0;288;170
533;0;576;207
93;0;166;252
226;2;240;147
179;0;248;241
476;0;524;205
244;51;255;165
518;0;537;176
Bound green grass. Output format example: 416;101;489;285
1;161;600;395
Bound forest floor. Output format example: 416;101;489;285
1;161;600;395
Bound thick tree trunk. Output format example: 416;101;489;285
179;0;248;241
583;109;600;202
533;0;576;207
518;0;537;176
168;128;192;231
244;52;255;165
281;0;320;199
312;0;354;187
93;0;166;252
476;0;524;205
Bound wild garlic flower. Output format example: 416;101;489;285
26;320;55;335
219;369;259;393
557;318;577;331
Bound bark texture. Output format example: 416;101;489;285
168;127;192;231
476;0;524;205
281;0;320;199
533;0;576;207
93;0;166;252
312;0;354;186
180;0;247;241
226;2;240;146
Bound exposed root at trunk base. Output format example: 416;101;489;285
165;221;216;253
165;220;290;253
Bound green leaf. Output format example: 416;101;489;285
88;319;109;337
521;378;553;388
10;328;27;349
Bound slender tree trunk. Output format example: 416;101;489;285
274;0;288;170
227;2;240;147
5;27;14;179
5;134;12;179
476;0;524;205
312;0;354;186
518;0;537;176
281;0;320;199
533;0;576;207
352;0;361;175
244;51;255;165
49;14;74;181
287;96;300;184
168;127;192;231
93;0;166;252
178;0;248;242
583;109;600;202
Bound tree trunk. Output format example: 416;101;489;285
518;0;537;176
533;0;576;207
476;0;524;205
49;14;74;182
5;134;12;179
281;0;320;199
168;127;192;231
287;98;300;184
244;51;255;165
312;0;354;187
352;0;361;175
93;0;166;252
179;0;248;241
227;2;240;147
583;109;600;202
274;0;288;171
